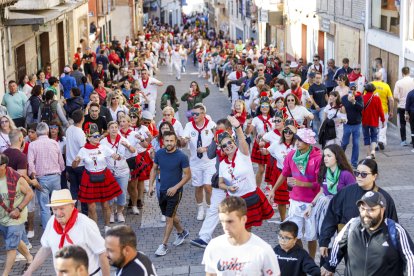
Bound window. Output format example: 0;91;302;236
371;0;400;36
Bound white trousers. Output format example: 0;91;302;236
378;113;389;145
198;188;227;243
172;61;181;79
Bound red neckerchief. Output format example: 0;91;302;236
224;149;238;179
274;129;281;136
163;118;176;125
53;208;79;249
142;78;149;89
284;141;293;149
291;87;303;101
84;142;100;149
216;149;225;162
347;71;361;82
159;138;164;148
258;115;272;132
0;168;21;213
107;134;121;148
233;111;247;125
120;128;132;138
27;82;34;88
236;71;242;79
191;118;210;134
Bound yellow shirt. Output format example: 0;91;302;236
0;177;28;226
372;81;392;114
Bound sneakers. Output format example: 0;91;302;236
15;252;26;262
104;226;111;233
117;213;125;223
173;230;189;246
378;142;385;150
110;212;115;223
26;243;32;250
27;230;34;239
411;149;414;153
401;141;409;147
196;205;205;221
132;206;140;215
190;238;208;248
161;215;166;222
155;244;168;256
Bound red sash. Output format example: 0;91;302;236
53;208;79;249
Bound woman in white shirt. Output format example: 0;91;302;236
218;116;274;230
0;115;16;153
72;123;122;231
323;91;347;146
101;121;135;223
107;91;129;121
334;74;350;98
284;94;314;128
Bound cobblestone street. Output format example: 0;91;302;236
1;63;414;276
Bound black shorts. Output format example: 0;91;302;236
158;190;182;218
84;64;93;76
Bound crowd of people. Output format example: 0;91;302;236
1;16;414;276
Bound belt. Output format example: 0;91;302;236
90;267;101;276
42;173;59;177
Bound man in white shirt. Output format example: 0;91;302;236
394;67;414;146
138;68;163;115
24;189;110;276
182;104;216;221
227;63;246;105
202;196;280;276
65;110;87;214
171;45;182;80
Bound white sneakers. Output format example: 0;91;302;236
197;205;205;221
132;206;140;215
117;213;125;223
161;215;166;222
110;213;115;223
27;231;34;239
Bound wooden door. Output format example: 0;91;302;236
15;44;26;83
57;22;65;73
301;24;307;63
318;31;325;62
39;32;50;69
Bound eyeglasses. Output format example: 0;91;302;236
278;235;294;242
220;140;233;149
0;120;9;124
260;104;270;108
359;205;380;214
354;170;372;178
191;112;200;117
283;129;294;135
313;59;318;62
91;134;101;139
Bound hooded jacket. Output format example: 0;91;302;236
274;244;321;276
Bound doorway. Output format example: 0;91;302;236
39;32;50;70
57;22;65;73
15;44;26;82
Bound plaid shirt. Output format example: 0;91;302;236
28;135;65;177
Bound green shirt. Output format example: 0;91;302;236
181;88;210;110
0;177;28;226
1;91;27;119
160;94;180;112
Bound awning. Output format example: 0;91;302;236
4;1;84;26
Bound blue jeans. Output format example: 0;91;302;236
311;109;325;135
0;224;25;250
66;166;88;215
362;125;379;145
112;174;129;206
341;124;361;167
36;174;61;229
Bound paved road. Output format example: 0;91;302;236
1;62;414;276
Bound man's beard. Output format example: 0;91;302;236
291;83;298;90
360;213;382;230
109;253;125;268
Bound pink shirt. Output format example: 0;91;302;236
282;147;322;203
28;135;65;177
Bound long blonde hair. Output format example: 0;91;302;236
0;115;16;133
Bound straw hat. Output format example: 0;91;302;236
46;189;77;207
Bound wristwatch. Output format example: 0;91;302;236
16;206;22;212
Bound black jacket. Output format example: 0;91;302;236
324;217;414;276
341;94;363;125
64;96;84;118
274;245;320;276
116;252;156;276
319;184;398;247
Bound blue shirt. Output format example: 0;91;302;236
60;74;77;99
78;83;94;106
1;91;27;119
154;148;189;192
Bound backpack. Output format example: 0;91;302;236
347;217;398;249
318;109;339;147
40;101;58;124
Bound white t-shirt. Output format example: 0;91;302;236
157;119;184;137
183;119;216;169
109;105;129;123
267;142;296;170
138;77;162;102
171;50;181;63
124;126;149;155
262;131;281;146
41;213;106;275
100;136;130;176
202;233;280;276
65;125;86;165
0;132;10;153
227;71;246;95
286;105;312;126
323;105;347;127
77;144;114;172
219;150;256;197
251;115;274;136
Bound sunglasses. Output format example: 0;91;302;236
191;112;200;116
354;68;361;71
283;129;294;135
130;115;137;119
354;170;372;178
142;121;151;125
220;140;233;149
273;119;283;123
313;59;318;61
258;69;264;71
112;97;120;100
260;104;270;108
91;134;101;139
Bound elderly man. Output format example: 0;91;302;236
1;80;27;128
24;189;110;276
27;122;65;229
0;153;33;276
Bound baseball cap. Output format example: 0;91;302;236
141;110;153;121
64;67;71;73
357;191;386;208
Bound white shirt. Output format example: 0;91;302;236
286;105;312;126
183;119;216;169
100;136;130;176
171;50;181;63
56;137;66;155
138;77;162;102
123;126;149;155
77;144;114;172
323;105;347;127
267;142;296;170
109;105;129;123
252;115;274;136
65;125;86;165
219;150;256;197
227;71;246;95
202;233;281;276
0;132;10;153
41;213;106;275
262;131;281;146
157;119;184;137
394;76;414;108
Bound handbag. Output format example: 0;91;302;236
243;192;260;207
126;156;136;170
86;169;106;183
211;172;219;189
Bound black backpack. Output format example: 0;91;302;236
318;109;339;147
40;101;58;124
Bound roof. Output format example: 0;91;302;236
4;1;85;26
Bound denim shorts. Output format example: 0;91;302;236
0;223;25;250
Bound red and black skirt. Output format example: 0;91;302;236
242;188;274;229
265;155;278;183
131;151;154;181
271;168;290;205
79;169;122;203
251;140;270;165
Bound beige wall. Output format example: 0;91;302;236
68;3;89;64
335;24;360;67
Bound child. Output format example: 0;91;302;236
274;221;320;276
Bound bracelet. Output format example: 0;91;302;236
235;125;241;129
16;206;22;212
